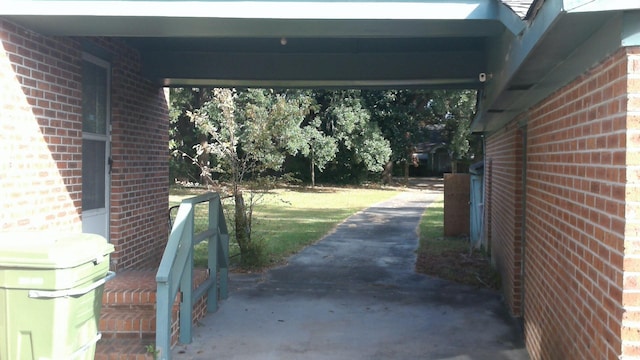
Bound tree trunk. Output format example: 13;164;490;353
403;161;409;185
198;138;209;184
382;161;393;185
234;191;250;256
311;148;316;188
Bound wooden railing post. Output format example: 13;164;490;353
179;207;194;344
218;204;229;299
156;192;230;360
156;281;172;360
207;195;219;312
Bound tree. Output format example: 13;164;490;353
186;88;311;267
365;89;478;177
300;117;338;187
170;88;477;190
424;90;477;173
363;89;433;184
169;88;213;183
310;90;392;183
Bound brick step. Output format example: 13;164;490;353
102;269;157;308
100;307;156;339
95;268;211;359
94;338;155;360
102;269;210;307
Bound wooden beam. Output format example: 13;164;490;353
141;51;485;88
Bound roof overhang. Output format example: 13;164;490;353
0;0;524;88
3;0;635;120
472;0;640;132
0;1;524;34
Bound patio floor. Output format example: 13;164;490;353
171;190;529;360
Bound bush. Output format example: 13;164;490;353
239;238;267;269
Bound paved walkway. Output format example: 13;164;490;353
172;189;529;360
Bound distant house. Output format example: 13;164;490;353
411;142;451;176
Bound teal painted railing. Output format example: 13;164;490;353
156;192;229;360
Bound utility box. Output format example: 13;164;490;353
0;232;115;360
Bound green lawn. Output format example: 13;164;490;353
169;186;401;268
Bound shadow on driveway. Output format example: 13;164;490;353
172;190;529;360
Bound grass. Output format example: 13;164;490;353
415;194;500;290
169;185;401;269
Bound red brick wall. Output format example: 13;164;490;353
0;19;169;271
623;47;640;359
0;19;83;231
486;47;637;359
91;38;170;270
485;121;524;316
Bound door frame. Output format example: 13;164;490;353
81;52;111;241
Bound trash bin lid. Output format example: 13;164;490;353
0;232;114;269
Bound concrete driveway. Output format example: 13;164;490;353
172;189;530;360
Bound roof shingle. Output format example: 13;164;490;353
501;0;535;18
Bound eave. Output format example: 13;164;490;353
0;0;524;88
472;0;640;133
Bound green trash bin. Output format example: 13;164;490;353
0;232;115;360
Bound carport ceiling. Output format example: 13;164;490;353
1;0;523;88
4;1;638;132
125;36;490;88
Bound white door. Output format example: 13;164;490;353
81;54;111;241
